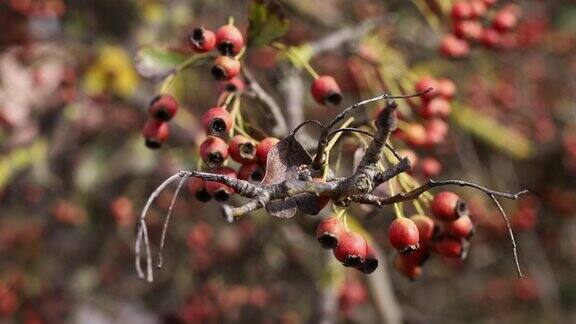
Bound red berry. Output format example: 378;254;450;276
483;0;497;6
256;137;279;165
333;231;367;267
143;119;169;149
434;236;468;259
316;216;345;249
425;119;449;147
409;214;437;243
200;136;229;167
188;177;211;202
493;9;518;32
211;56;241;81
420;157;442;178
453;20;483;41
415;77;438;101
421;97;451;119
148;95;178;121
201;107;232;137
388;218;420;254
431;191;468;222
437;78;457;100
445;215;475;239
451;1;473;20
205;166;237;201
356;245;379;274
238;162;265;183
481;28;502;48
440;34;470;58
215;25;244;56
403;123;428;147
219;76;245;93
470;0;487;18
393;254;423;280
229;135;257;164
311;76;343;107
189;27;216;53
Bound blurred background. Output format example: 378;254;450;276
0;0;575;323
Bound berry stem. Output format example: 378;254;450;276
228;16;235;26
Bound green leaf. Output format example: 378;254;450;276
248;0;290;47
135;46;187;80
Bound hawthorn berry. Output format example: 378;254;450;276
481;28;502;48
388;217;420;254
431;191;468;222
220;76;245;93
229;135;257;164
409;214;437;243
148;95;178;121
493;8;518;32
316;216;346;249
256;137;279;165
420;157;442;178
333;231;367;267
189;27;216;53
188;177;212;202
453;20;483;41
403;123;428;147
469;0;487;18
238;162;265;183
440;34;470;58
445;215;475;239
142;119;169;149
437;78;457;100
202;107;232;137
483;0;498;7
434;236;469;259
215;25;244;56
211;56;241;81
421;97;451;119
415;77;438;101
356;245;379;274
205;167;237;201
393;254;423;281
425;119;449;147
311;76;343;107
451;1;473;20
200;136;229;167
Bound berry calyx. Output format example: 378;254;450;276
143;119;169;149
148;95;178;121
431;191;469;222
205;167;237;201
229;135;257;164
211;56;241;81
200;136;229;167
333;231;368;267
189;27;216;53
388;218;420;254
238;162;265;183
188;177;211;202
215;25;244;56
201;107;232;137
445;215;475;239
316;216;345;249
356;245;379;274
311;76;343;107
256;137;279;165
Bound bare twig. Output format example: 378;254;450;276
157;175;187;269
489;194;523;278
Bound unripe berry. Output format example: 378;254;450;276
215;25;244;56
356;245;379;274
445;215;475;239
202;107;232;137
205;166;237;201
211;56;241;81
481;28;502;48
420;157;442;178
431;191;469;222
316;216;345;249
148;95;178;121
393;254;423;281
440;34;470;58
421;97;451;119
434;236;469;259
143;119;169;149
311;76;343;107
409;214;437;243
492;9;518;32
415;77;438;101
437;78;457;100
256;137;279;165
188;177;211;202
200;136;229;167
333;231;367;267
238;162;265;183
388;218;420;254
189;27;216;53
451;1;473;20
229;135;257;164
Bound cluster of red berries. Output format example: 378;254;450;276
142;94;178;149
392;191;475;280
188;24;244;81
316;216;379;274
188;107;279;201
440;1;520;58
5;0;66;18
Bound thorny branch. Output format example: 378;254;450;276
135;91;528;282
